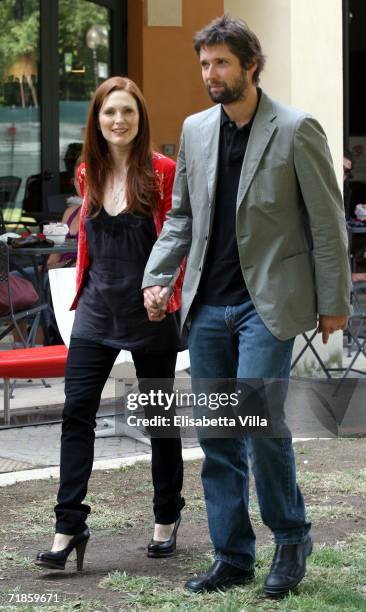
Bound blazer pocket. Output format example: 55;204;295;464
254;165;286;207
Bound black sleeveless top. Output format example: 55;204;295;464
72;208;182;353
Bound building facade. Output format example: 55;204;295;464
0;0;349;211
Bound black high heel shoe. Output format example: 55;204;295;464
35;529;90;571
147;515;181;558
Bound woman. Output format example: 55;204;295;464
35;77;185;571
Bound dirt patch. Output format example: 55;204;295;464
0;439;365;611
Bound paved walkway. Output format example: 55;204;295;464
0;420;152;470
1;345;365;485
0;373;202;485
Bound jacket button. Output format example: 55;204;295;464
205;235;208;240
199;266;202;272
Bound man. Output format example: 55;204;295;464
143;15;351;597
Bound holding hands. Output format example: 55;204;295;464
143;286;170;321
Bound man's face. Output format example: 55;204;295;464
199;44;255;104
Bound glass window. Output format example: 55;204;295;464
58;0;111;186
0;0;40;216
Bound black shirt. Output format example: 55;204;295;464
72;209;182;352
198;92;261;305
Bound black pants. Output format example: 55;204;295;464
55;337;185;534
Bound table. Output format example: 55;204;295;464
9;240;77;343
8;240;77;257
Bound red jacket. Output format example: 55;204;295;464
70;152;183;312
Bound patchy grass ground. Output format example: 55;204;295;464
0;439;365;611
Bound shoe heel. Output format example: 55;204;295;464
76;539;88;571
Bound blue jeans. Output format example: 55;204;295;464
188;299;311;570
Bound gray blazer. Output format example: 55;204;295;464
142;91;351;340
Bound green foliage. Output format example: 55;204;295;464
98;539;366;611
58;0;108;51
0;0;110;102
0;1;39;74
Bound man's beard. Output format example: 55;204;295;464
207;70;248;104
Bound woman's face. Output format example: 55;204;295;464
98;90;140;152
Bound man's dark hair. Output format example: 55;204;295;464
64;142;83;175
193;14;266;85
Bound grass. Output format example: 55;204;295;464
235;500;356;527
0;549;33;569
98;537;366;611
1;491;150;538
297;468;366;495
0;603;108;612
305;504;358;521
0;445;365;611
89;506;145;531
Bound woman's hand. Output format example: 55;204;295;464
143;286;170;321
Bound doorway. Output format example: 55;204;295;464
345;0;366;203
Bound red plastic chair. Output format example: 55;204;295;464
0;345;67;425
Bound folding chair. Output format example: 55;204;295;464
322;278;366;397
0;176;21;209
0;242;47;347
291;330;333;378
339;281;366;377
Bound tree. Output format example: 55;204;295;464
0;0;111;105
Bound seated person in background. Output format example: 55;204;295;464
23;142;83;214
45;202;80;270
60;143;84;195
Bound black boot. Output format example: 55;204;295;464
185;560;254;593
264;536;313;597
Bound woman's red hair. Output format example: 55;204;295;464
82;76;159;216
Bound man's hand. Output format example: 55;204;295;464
318;315;348;344
143;286;170;322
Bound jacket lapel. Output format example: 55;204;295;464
199;106;221;205
236;92;277;209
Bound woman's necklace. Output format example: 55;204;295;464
108;168;127;215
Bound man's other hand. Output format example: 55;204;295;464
143;286;170;321
318;315;348;344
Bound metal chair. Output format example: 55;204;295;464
291;330;333;378
0;242;47;347
326;279;366;396
0;176;21;209
341;281;366;375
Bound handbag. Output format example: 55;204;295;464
7;233;54;249
0;275;39;315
